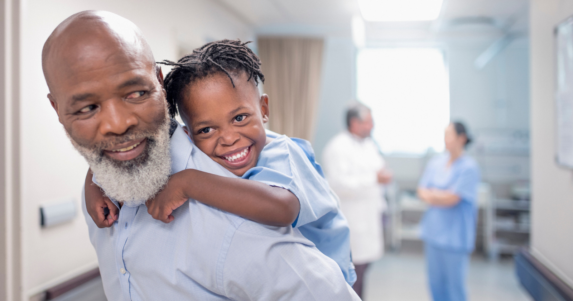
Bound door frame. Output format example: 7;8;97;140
1;0;22;300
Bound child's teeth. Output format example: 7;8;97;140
226;147;249;162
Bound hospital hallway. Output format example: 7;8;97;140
364;249;531;301
3;0;573;300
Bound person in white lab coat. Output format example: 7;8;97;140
322;102;392;298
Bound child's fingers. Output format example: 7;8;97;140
103;198;118;219
94;206;110;228
87;202;105;227
91;199;117;229
158;207;173;223
160;211;171;223
146;201;157;217
102;217;114;228
147;201;166;223
106;210;118;223
145;196;177;223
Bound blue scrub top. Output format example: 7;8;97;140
418;153;481;252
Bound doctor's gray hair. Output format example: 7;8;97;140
346;102;371;129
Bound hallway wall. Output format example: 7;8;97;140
20;1;252;299
529;0;573;288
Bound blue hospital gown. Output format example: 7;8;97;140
243;131;356;285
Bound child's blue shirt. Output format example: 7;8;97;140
242;131;356;286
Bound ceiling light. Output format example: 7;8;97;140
357;0;444;22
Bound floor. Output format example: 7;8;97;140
363;251;532;301
52;277;107;301
57;250;532;301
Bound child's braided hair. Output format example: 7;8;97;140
159;39;265;118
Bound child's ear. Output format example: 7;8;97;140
260;94;269;123
182;125;191;137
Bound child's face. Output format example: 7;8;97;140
179;72;269;177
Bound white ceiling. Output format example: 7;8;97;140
215;0;529;33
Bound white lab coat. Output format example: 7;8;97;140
322;131;386;264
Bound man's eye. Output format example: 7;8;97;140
198;127;212;134
78;105;97;114
126;91;146;99
234;115;246;122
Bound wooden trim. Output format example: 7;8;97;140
45;268;100;300
516;248;573;301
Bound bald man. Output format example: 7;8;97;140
43;11;359;301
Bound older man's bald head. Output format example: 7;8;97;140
43;11;172;205
42;10;156;94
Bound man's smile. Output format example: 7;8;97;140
103;138;147;161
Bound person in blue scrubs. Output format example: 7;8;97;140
417;122;481;301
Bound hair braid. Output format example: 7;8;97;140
159;39;265;118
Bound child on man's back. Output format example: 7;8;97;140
85;40;355;285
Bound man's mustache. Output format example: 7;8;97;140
76;129;159;155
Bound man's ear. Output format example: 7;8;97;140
156;65;165;88
48;94;57;111
48;94;64;125
260;94;269;123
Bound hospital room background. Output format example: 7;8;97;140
0;0;572;300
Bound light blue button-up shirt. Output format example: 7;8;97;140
83;124;359;301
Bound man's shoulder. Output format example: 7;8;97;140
184;199;310;241
185;198;246;230
182;198;313;250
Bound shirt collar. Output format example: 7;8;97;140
170;122;194;174
169;119;178;137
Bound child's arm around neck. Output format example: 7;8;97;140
146;168;300;227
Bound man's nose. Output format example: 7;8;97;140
219;127;240;146
99;99;138;136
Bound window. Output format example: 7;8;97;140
356;48;450;155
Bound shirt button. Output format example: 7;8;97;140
120;268;126;274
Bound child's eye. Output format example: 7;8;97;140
234;114;247;122
198;127;212;134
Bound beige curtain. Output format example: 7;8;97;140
258;37;324;141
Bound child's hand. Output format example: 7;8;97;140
87;195;119;228
85;169;119;228
146;172;189;223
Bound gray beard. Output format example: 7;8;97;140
69;118;172;207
